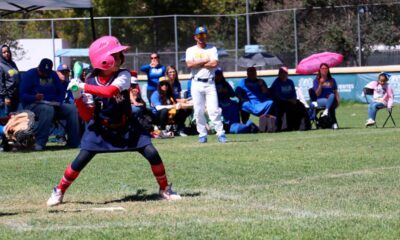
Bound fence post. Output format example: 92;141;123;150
235;16;238;71
174;15;179;71
51;19;56;69
293;9;298;67
246;0;250;45
135;47;138;71
108;17;112;36
357;6;365;66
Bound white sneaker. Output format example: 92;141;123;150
365;119;376;126
311;101;318;107
321;109;329;117
177;130;188;137
159;185;181;200
159;130;174;139
47;187;64;207
332;123;338;129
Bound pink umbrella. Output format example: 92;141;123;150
296;52;344;74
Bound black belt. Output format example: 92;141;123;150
196;78;214;82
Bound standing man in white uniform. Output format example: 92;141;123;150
186;26;226;143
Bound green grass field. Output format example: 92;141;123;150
1;104;400;239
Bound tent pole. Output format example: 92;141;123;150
89;7;96;40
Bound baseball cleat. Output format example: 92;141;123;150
47;187;64;207
159;185;181;200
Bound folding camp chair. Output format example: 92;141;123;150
363;87;396;128
308;88;332;129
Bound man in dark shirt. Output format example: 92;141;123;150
19;58;80;150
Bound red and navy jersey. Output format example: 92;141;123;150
80;69;151;152
87;70;132;128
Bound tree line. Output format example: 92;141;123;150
0;0;399;67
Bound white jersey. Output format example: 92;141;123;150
185;44;218;80
93;70;131;91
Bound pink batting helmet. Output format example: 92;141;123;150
88;36;129;70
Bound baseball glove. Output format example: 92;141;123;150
3;110;36;150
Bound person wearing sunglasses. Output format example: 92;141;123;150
308;63;340;129
140;52;166;104
151;78;189;137
185;25;226;143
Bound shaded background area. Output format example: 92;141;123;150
1;1;400;73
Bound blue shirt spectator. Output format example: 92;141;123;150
270;66;310;131
56;63;74;104
140;53;166;104
186;80;192;99
270;77;297;101
19;58;80;150
235;67;274;117
20;61;64;108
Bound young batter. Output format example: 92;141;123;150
47;36;181;207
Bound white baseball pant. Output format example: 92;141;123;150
191;80;225;137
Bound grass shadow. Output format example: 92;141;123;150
0;212;18;217
103;189;162;203
104;189;202;204
67;200;97;205
2;145;75;153
228;139;259;143
44;145;75;152
179;192;201;197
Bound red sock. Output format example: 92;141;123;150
151;163;168;190
57;165;80;193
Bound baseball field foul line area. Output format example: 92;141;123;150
1;105;400;239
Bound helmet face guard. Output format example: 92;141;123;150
89;36;129;70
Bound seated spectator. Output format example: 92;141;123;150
165;65;193;120
235;67;275;118
19;58;80;150
129;70;155;134
150;78;190;137
0;115;8;138
270;66;310;131
166;65;182;99
51;63;73;144
215;68;258;134
364;72;394;126
129;70;146;116
308;63;340;129
186;79;192;100
56;63;73;103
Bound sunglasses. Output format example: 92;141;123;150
196;33;207;37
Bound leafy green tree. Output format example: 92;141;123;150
254;0;400;66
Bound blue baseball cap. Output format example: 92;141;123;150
215;67;223;75
38;58;53;75
194;26;208;35
57;63;70;72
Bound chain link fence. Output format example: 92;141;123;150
2;2;400;73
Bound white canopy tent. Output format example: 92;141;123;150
0;0;95;69
0;0;95;40
0;0;92;11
